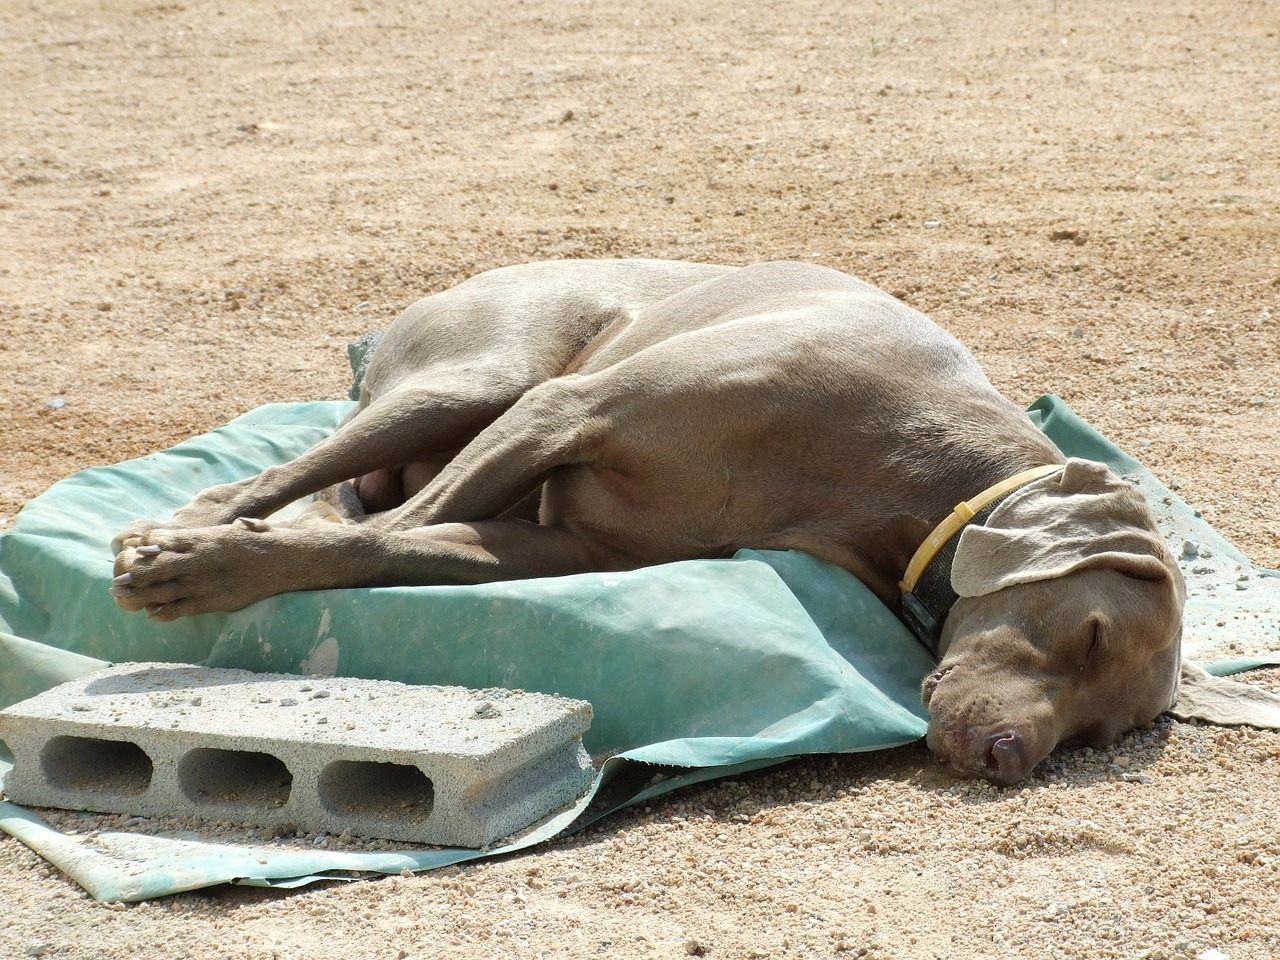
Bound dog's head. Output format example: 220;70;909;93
922;459;1185;783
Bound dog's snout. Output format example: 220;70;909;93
983;730;1029;784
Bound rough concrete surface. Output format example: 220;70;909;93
0;663;594;847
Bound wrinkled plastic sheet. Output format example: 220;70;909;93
1;395;1276;901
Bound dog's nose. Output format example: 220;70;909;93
982;730;1029;784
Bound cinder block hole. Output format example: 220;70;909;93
318;760;434;823
41;736;153;795
178;748;293;807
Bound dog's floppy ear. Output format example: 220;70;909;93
1170;661;1280;728
951;458;1176;598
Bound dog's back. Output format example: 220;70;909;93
362;259;736;403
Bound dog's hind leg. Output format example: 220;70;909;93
111;375;641;617
112;369;525;551
111;372;645;616
369;374;600;533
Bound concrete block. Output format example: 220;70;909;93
0;663;595;848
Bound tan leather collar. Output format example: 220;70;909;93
897;463;1066;653
899;463;1066;594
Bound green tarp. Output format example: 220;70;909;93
1;395;1277;901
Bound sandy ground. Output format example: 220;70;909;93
2;0;1278;957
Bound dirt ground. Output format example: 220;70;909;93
2;0;1278;957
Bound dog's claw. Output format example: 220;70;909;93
145;603;167;619
922;666;953;705
135;544;163;556
235;517;270;532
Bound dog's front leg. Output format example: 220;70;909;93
111;518;638;619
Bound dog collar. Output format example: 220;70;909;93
898;463;1066;654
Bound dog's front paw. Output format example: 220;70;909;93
109;518;282;620
110;537;165;614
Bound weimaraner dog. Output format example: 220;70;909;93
111;259;1280;782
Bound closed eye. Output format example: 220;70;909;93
1081;620;1103;669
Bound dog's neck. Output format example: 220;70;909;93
900;463;1067;593
896;462;1067;652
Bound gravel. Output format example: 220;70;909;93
2;0;1279;956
